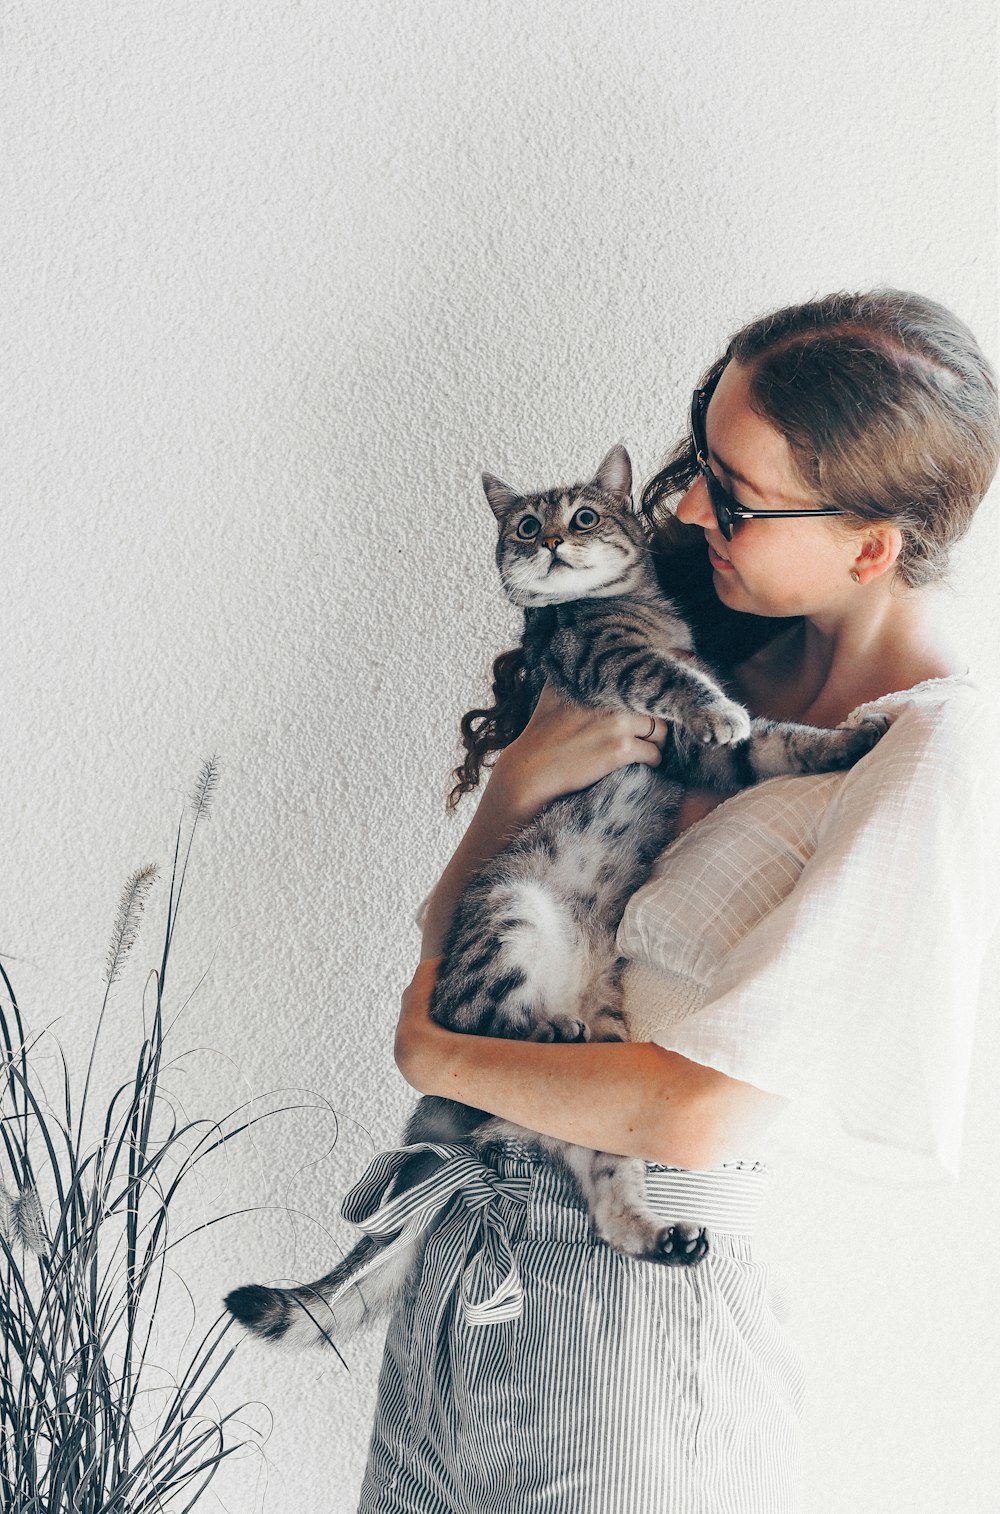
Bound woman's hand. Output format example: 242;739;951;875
491;681;668;820
394;957;446;1091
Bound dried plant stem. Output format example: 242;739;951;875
0;758;312;1514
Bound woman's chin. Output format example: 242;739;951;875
711;567;747;608
711;570;786;619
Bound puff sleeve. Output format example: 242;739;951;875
616;678;1000;1183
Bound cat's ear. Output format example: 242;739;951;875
592;445;633;503
482;472;522;520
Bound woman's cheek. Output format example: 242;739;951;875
712;562;765;612
717;541;818;617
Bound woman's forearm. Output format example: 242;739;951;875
409;699;755;1163
395;964;779;1168
426;1030;723;1168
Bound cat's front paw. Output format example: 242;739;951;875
681;695;752;747
652;1222;709;1266
529;1015;591;1043
825;713;891;766
850;713;891;747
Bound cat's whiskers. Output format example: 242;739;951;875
505;540;648;608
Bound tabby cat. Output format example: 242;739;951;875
225;445;884;1351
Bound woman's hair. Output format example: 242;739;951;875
448;288;1000;808
449;645;538;809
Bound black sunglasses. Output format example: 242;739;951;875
690;385;847;541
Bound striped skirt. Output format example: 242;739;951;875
353;1137;804;1514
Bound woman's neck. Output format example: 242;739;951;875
732;585;967;726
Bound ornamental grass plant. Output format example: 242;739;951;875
0;758;315;1513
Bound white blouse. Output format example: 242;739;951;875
617;675;1000;1183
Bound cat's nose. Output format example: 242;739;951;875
543;535;563;551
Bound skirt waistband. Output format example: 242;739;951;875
333;1136;770;1381
481;1136;771;1238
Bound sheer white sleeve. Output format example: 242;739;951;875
616;678;1000;1182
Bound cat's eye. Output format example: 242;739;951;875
516;516;542;539
571;507;600;530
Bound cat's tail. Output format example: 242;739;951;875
225;1129;469;1353
223;1228;422;1353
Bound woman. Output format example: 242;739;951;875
361;289;1000;1512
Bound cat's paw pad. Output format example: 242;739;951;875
684;698;752;747
530;1015;591;1043
653;1223;709;1266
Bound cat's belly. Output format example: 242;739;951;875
432;766;681;1040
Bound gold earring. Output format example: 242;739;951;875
850;570;861;583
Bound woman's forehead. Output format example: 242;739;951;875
706;362;811;505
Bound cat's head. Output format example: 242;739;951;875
481;445;654;608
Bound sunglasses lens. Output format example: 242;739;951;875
692;387;736;541
709;478;734;540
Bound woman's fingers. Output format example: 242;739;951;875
537;683;667;748
496;680;673;806
605;717;663;767
611;709;667;765
630;713;667;750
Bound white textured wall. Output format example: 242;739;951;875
4;4;998;1511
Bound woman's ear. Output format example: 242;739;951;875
852;524;903;584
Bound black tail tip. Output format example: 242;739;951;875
224;1282;290;1339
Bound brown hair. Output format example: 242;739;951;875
448;288;1000;808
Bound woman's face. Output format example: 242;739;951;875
674;360;864;619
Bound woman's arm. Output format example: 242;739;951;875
396;961;788;1169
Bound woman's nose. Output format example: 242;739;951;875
675;477;714;529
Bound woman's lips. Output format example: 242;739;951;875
707;542;735;572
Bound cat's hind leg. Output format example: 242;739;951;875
576;1147;709;1264
560;1143;709;1265
447;877;594;1042
472;1123;708;1267
483;878;631;1046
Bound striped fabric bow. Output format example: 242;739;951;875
340;1140;533;1449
